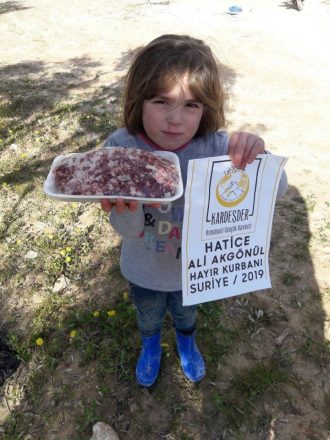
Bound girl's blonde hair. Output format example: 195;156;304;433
123;34;227;137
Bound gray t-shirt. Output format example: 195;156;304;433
104;128;288;291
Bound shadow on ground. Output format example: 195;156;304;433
0;1;30;15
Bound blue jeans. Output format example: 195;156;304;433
129;283;197;337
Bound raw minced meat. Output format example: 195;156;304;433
53;147;180;198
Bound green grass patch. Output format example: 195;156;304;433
231;362;288;401
199;302;240;375
0;412;25;440
65;297;138;381
299;336;330;366
212;360;290;432
74;400;100;440
79;110;118;135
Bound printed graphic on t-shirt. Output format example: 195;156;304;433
139;202;183;259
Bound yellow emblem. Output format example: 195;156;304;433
216;168;249;207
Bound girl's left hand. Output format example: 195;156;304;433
100;198;139;213
228;132;265;169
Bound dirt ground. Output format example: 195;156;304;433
2;0;330;217
0;0;330;439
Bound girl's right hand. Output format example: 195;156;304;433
100;198;139;214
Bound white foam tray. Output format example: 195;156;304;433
43;149;183;203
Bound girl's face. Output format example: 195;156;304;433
142;76;204;150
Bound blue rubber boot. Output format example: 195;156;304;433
176;330;205;382
136;332;162;387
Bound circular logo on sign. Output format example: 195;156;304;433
216;168;249;207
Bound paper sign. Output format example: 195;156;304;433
182;154;288;305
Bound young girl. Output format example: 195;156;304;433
101;34;288;387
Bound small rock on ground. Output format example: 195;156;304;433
90;422;119;440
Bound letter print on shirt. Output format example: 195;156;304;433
140;203;183;258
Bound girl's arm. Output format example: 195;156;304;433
101;199;145;238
